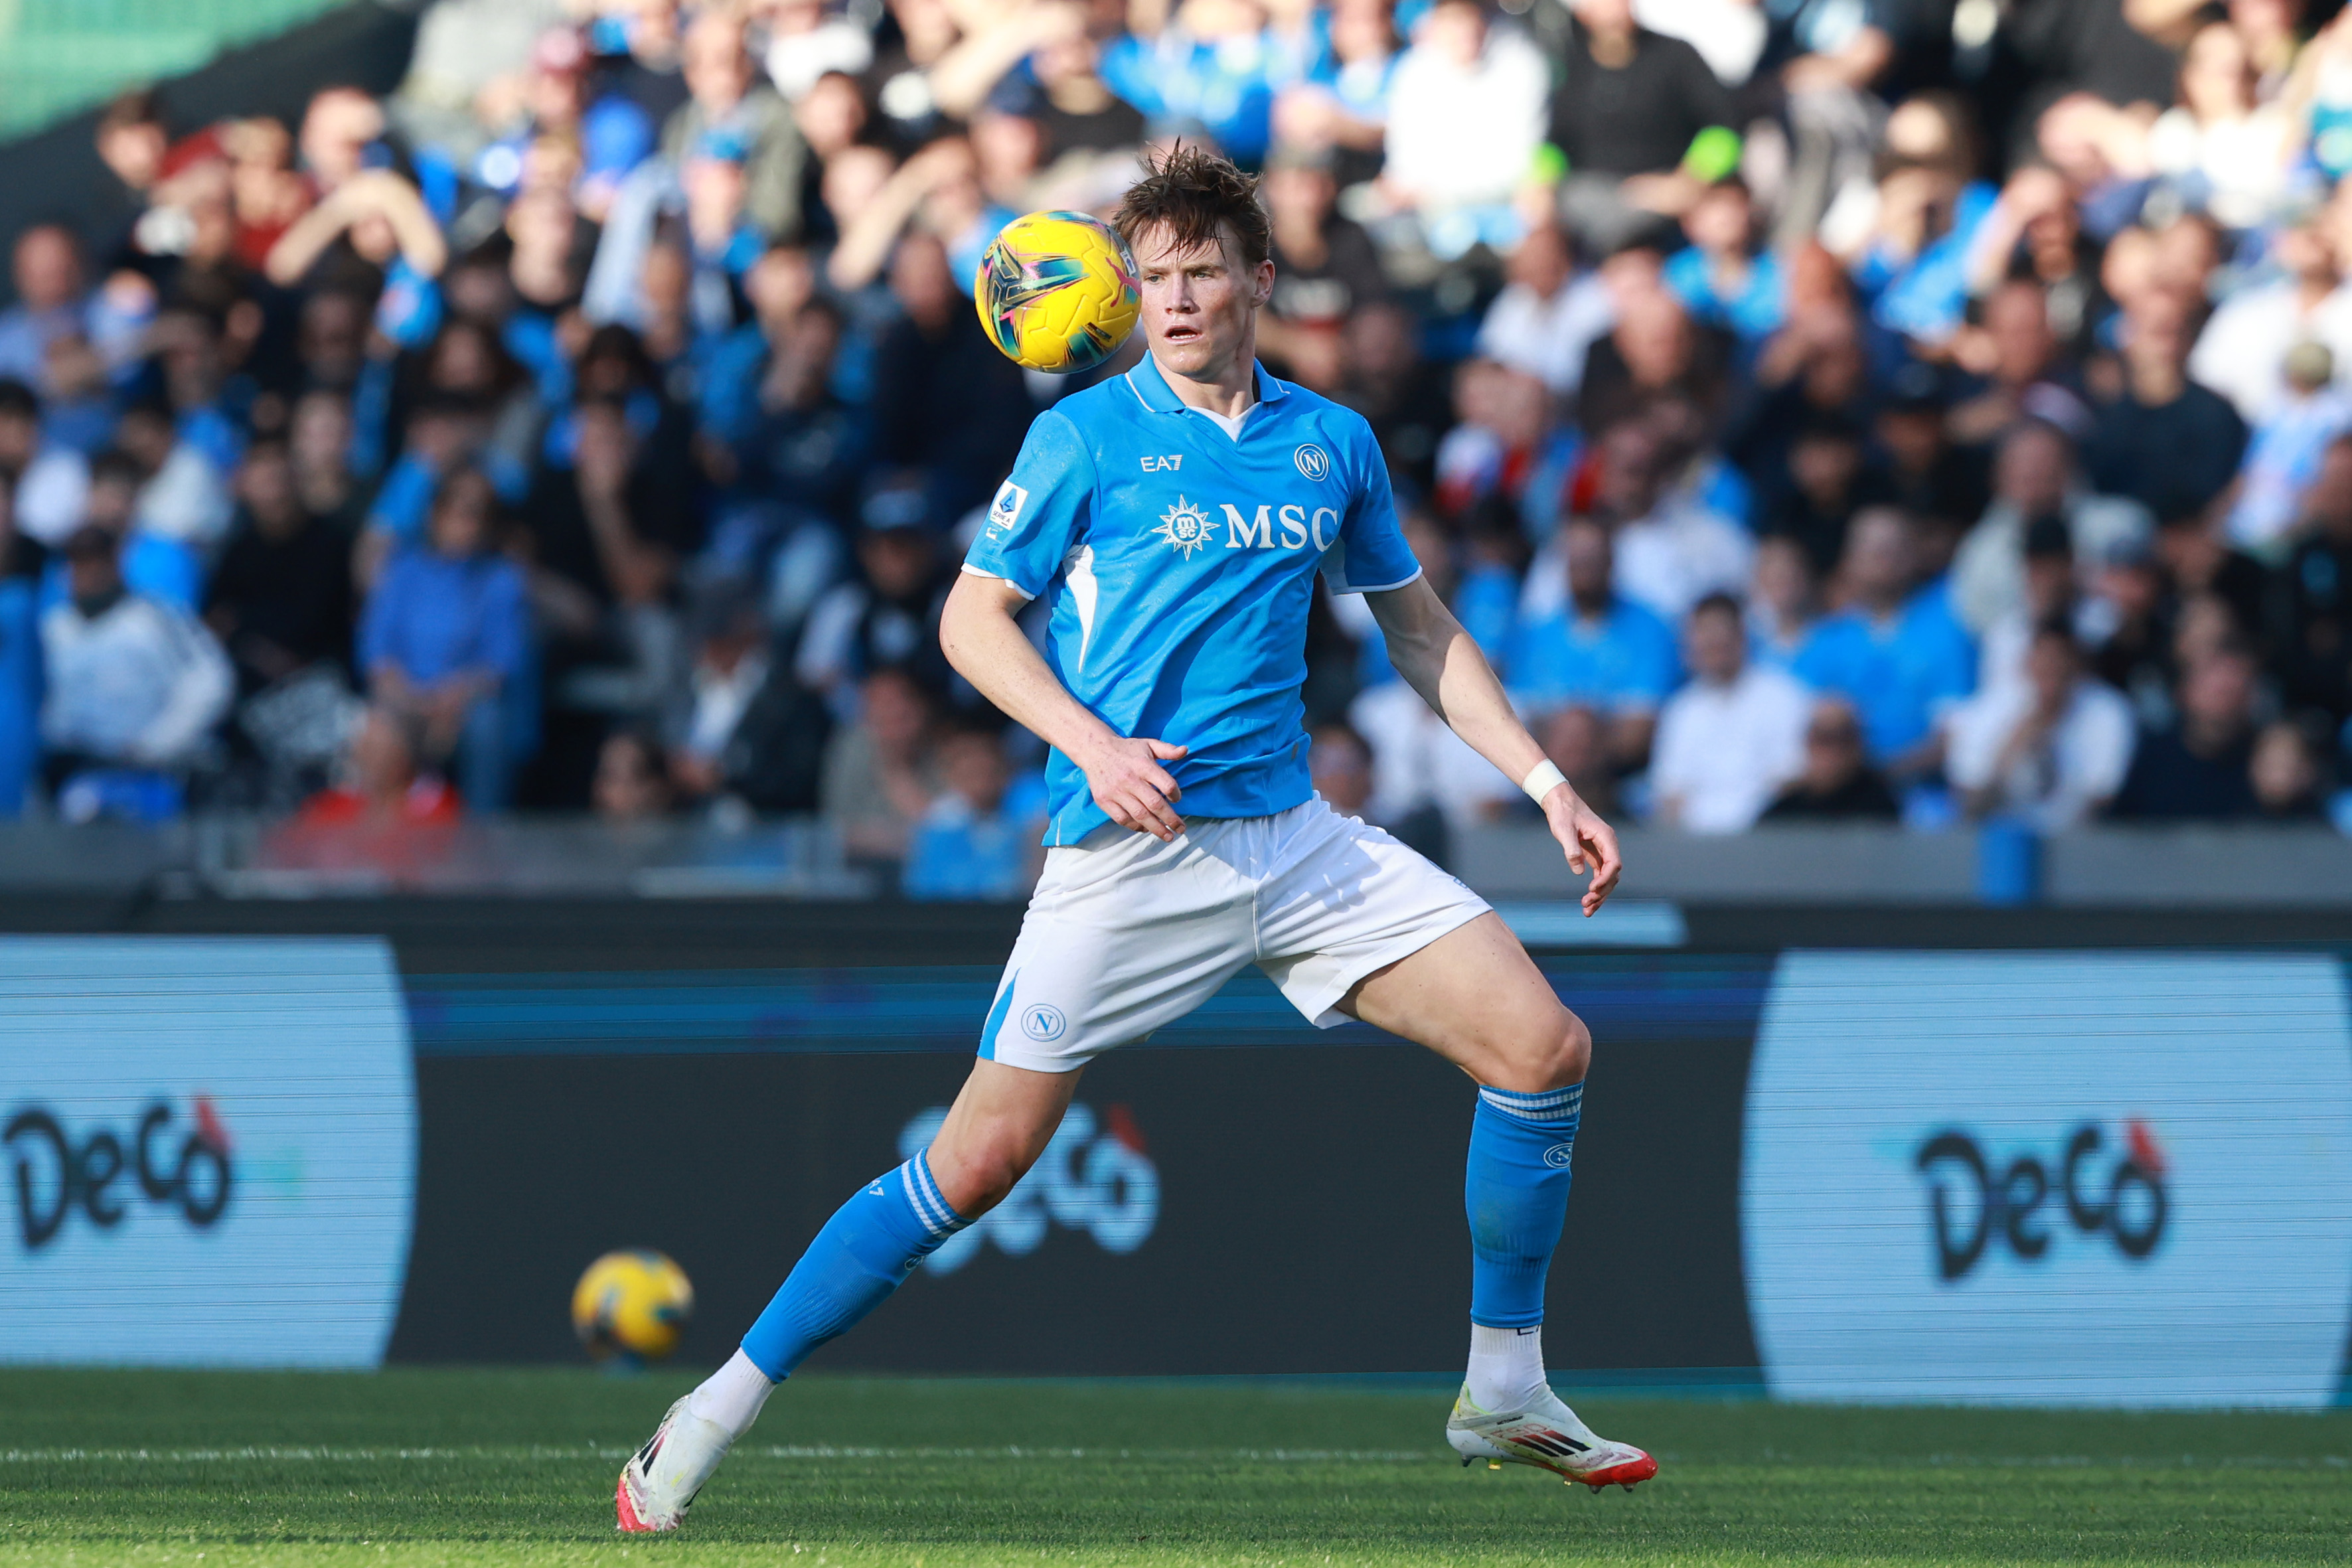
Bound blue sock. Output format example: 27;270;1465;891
739;1152;971;1379
1465;1082;1582;1328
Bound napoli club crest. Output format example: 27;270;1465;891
1294;443;1331;481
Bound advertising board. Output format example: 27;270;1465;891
390;957;1768;1369
0;937;416;1366
1744;951;2352;1407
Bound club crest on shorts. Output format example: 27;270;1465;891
1154;497;1219;558
1293;443;1330;482
1021;1004;1069;1042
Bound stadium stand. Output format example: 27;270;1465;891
4;0;2352;902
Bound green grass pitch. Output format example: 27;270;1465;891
1;1369;2347;1565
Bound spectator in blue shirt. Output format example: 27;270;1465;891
1793;506;1975;779
903;721;1042;900
734;299;868;535
1275;0;1395;179
0;228;86;393
1505;516;1680;767
42;447;206;614
0;225;123;453
0;478;40;816
1664;178;1787;345
682;133;770;339
1855;163;1996;351
358;469;534;809
1101;6;1277;164
1454;553;1520;663
699;244;819;451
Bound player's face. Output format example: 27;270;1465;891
1132;222;1274;385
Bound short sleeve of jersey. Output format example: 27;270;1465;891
964;410;1094;599
1318;425;1420;594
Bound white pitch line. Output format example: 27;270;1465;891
0;1445;1437;1464
3;1447;2341;1470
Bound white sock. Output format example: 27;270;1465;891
1466;1324;1547;1413
686;1349;776;1439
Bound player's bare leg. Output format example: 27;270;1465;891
1342;912;1589;1092
1342;912;1658;1491
924;1059;1087;1217
619;1063;1071;1533
617;1059;1079;1531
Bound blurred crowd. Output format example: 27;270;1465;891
7;0;2352;896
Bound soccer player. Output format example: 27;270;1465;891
617;147;1654;1533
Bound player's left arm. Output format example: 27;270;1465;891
1366;576;1622;915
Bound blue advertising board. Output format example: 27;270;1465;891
0;938;416;1366
1745;953;2352;1407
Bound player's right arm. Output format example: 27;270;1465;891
945;410;1190;842
939;574;1190;842
1324;411;1622;913
1368;576;1622;915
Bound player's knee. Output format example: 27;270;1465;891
1552;1010;1590;1086
1478;1004;1589;1093
928;1135;1036;1220
1544;1009;1593;1089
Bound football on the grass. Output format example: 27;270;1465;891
976;210;1141;374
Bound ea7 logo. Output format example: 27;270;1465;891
1141;454;1181;472
988;480;1028;530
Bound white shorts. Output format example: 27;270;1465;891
978;796;1493;1072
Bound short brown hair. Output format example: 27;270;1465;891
1113;143;1272;270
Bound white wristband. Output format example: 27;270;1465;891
1521;760;1568;805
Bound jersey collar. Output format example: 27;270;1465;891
1124;353;1290;416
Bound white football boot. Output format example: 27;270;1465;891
1445;1383;1659;1491
615;1395;736;1532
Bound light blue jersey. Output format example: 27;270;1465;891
965;355;1421;844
